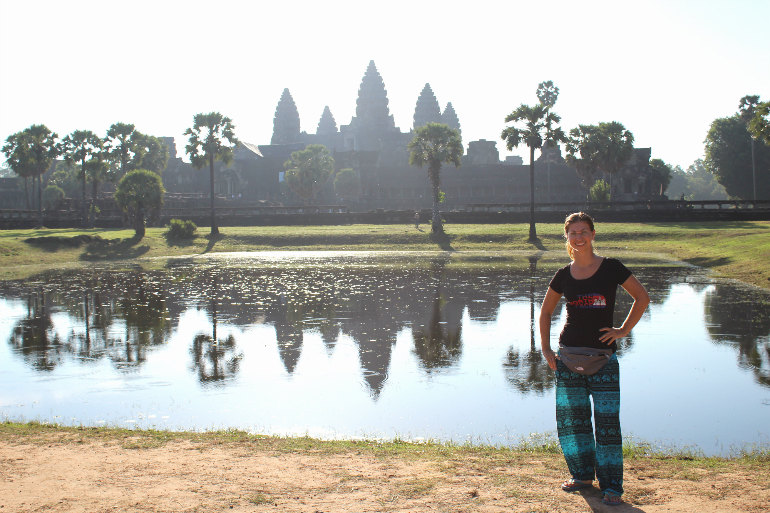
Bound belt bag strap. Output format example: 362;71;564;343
558;346;613;375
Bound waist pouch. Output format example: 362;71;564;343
558;346;613;375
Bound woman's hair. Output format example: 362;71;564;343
564;212;595;260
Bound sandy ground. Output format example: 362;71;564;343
1;438;768;513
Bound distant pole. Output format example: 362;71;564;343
751;137;756;202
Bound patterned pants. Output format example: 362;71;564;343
555;353;623;495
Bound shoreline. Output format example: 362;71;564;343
1;421;768;512
0;221;768;288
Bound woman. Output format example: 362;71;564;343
539;212;649;507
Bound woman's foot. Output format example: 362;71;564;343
561;478;592;491
602;491;622;506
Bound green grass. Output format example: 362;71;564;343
0;221;768;288
2;420;767;465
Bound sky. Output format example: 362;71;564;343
1;0;768;169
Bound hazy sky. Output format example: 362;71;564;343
1;0;767;168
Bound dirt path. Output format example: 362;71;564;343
1;435;768;513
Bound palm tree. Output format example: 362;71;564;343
594;121;634;198
184;112;240;236
14;125;59;228
104;122;142;181
739;95;760;201
60;130;102;227
284;144;335;204
3;131;34;209
407;122;463;234
565;122;634;201
501;104;565;241
83;156;110;228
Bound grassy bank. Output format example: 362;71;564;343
0;221;768;288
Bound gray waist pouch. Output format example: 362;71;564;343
558;346;613;375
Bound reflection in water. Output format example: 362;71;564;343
3;258;769;398
3;256;770;452
704;285;770;387
412;259;462;374
190;276;243;386
503;255;556;395
9;288;62;371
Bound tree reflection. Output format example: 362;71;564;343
8;288;63;371
412;259;463;372
190;277;243;385
4;259;736;400
704;285;770;388
502;254;556;395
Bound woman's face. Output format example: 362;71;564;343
566;220;595;254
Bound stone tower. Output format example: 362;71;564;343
441;102;461;136
271;88;300;145
355;60;396;137
413;83;441;130
316;106;337;137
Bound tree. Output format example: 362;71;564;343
3;131;34;209
589;179;610;202
648;158;673;196
749;101;770;146
134;133;169;174
42;184;65;209
184;112;240;235
739;95;761;201
60;130;102;226
501;104;565;241
687;159;728;200
104;122;143;181
408;123;463;234
4;125;59;228
333;168;361;199
114;169;165;238
565;122;634;199
536;80;559;108
704;114;770;199
48;160;81;197
536;80;560;200
284;144;335;203
565;124;603;186
667;159;727;200
83;156;111;228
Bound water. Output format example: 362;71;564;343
0;252;768;455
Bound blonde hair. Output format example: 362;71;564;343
564;212;595;260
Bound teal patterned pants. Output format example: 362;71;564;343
555;353;623;495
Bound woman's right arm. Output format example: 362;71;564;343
539;287;563;371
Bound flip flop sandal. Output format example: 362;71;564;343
561;479;592;492
602;491;623;506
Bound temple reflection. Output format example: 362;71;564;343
3;258;768;397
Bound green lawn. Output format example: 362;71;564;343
1;221;768;288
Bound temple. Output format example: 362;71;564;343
158;60;655;210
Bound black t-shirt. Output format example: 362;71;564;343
548;257;632;353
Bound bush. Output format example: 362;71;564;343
166;219;198;239
589;179;610;202
42;185;65;209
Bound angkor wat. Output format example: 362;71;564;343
155;61;655;210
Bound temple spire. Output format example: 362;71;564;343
316;106;337;137
413;83;441;130
441;102;461;136
355;60;395;134
271;88;300;145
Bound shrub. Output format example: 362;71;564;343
589;179;610;202
42;185;65;209
166;219;198;239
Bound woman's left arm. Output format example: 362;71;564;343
599;275;651;345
